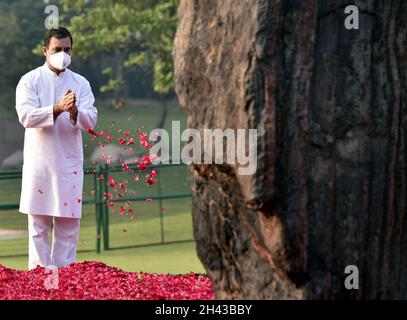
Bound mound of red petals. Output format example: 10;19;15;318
0;261;215;300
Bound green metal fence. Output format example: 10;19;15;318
0;162;193;257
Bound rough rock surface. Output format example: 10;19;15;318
173;0;407;299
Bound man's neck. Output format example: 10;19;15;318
46;61;65;76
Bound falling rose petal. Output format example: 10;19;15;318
38;189;44;194
130;214;136;219
139;132;152;150
121;162;130;171
106;201;115;207
84;127;161;229
73;171;78;175
64;202;68;207
108;176;117;188
87;128;99;137
76;198;81;203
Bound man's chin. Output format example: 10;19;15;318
47;63;65;73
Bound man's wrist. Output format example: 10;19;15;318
70;107;78;125
53;104;63;120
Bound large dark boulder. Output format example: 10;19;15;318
173;0;407;299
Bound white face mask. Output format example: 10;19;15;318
49;51;71;70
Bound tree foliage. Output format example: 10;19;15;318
0;0;44;112
35;0;179;97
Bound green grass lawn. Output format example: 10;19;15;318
0;207;205;274
1;241;205;274
0;99;206;274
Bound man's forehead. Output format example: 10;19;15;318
48;36;71;48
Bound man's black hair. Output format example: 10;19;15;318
44;27;73;48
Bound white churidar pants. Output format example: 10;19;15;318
28;214;80;270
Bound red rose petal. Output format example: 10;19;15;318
0;262;215;300
87;128;99;137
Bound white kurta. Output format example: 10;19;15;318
16;63;97;218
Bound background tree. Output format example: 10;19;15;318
0;0;45;113
173;0;407;299
36;0;179;127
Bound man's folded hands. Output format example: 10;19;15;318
53;89;78;122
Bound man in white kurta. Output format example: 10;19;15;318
15;27;97;270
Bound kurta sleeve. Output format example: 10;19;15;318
71;80;97;130
15;76;54;128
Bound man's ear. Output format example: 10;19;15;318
42;47;47;57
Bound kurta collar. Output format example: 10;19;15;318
42;62;68;78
